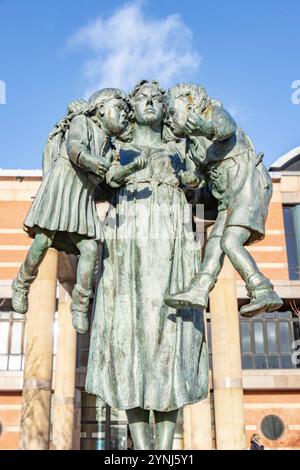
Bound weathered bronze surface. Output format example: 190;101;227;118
13;79;282;450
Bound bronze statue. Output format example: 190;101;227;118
12;89;130;334
85;80;208;450
164;83;283;318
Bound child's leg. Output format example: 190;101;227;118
12;230;55;314
69;235;99;334
221;226;282;317
164;210;227;309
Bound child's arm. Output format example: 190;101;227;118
179;142;207;189
67;115;109;181
106;156;147;188
185;106;237;142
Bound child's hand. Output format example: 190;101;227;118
179;170;199;188
185;113;208;136
83;156;109;179
179;170;206;189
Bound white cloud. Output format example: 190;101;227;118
68;1;201;97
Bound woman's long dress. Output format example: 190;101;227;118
86;142;209;412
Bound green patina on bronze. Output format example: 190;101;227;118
12;78;283;451
11;89;130;334
86;81;208;450
165;83;283;317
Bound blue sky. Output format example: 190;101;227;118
0;0;299;169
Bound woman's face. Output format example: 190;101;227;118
132;85;164;126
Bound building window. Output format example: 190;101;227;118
240;311;300;369
80;392;183;450
283;206;300;280
261;415;285;441
0;299;26;371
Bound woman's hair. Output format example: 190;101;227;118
118;79;178;143
129;79;167;112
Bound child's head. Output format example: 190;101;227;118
167;83;210;137
68;99;88;115
88;88;130;136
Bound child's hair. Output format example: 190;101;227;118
168;83;211;114
88;88;130;115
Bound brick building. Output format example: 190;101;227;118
0;147;300;450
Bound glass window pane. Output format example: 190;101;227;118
261;415;285;440
0;355;8;370
110;424;127;450
289;266;300;280
278;311;292;319
0;322;9;354
267;355;280;369
267;322;277;353
292;321;300;342
255;355;267;369
242;354;253;369
265;312;276;319
279;322;291;353
8;355;22;371
11;323;23;354
283;207;295;235
254;322;265;353
241;322;251;353
280;356;293;369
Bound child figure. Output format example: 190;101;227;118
164;83;282;318
12;88;131;333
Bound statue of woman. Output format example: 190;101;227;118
86;80;208;450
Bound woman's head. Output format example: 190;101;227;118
130;80;166;127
